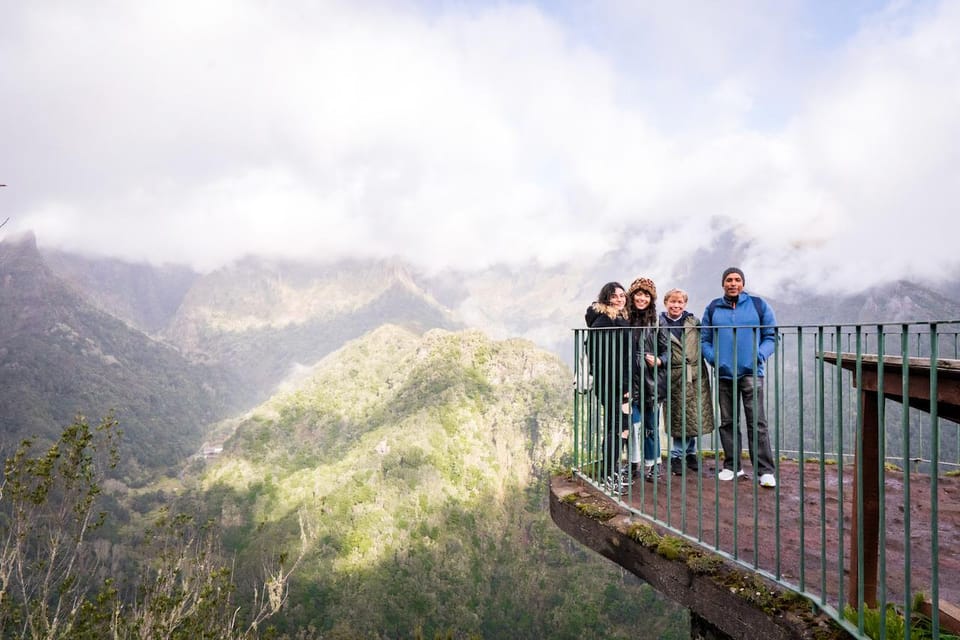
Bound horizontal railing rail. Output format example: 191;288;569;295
570;321;960;640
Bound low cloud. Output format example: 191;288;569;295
0;1;956;294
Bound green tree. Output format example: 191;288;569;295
0;414;302;639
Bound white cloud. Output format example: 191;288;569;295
0;0;957;294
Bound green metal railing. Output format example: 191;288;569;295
571;321;960;640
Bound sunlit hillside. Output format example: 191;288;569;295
177;325;685;639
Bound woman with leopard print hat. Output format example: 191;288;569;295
626;277;670;483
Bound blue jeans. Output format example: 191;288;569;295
670;435;697;460
632;403;661;466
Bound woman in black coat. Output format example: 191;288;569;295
584;282;631;492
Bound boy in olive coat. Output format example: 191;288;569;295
660;289;715;475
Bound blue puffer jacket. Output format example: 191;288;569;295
700;293;777;380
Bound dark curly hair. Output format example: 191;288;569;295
597;281;625;305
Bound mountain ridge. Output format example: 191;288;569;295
157;256;462;401
0;233;244;474
38;240;960;369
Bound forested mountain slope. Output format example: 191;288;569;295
0;233;243;476
177;325;685;638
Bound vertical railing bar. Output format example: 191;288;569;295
920;328;927;473
712;324;721;551
646;327;659;517
778;326;786;460
854;326;865;633
952;330;958;476
599;327;607;485
635;327;643;503
902;325;913;640
630;326;636;501
611;327;619;492
621;327;628;500
586;329;593;477
929;324;940;640
771;325;781;578
816;327;826;603
794;327;803;586
752;326;760;570
631;326;638;502
620;326;627;498
574;330;583;472
623;327;632;503
877;326;888;640
836;326;847;613
597;327;603;485
593;331;601;482
664;324;675;528
580;328;586;477
677;330;687;532
696;320;705;542
587;328;596;481
732;324;740;561
846;330;854;462
608;327;615;488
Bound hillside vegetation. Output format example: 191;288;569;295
177;325;685;638
0;234;243;476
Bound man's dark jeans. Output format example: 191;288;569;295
718;375;775;476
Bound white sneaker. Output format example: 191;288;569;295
759;473;777;488
718;469;747;481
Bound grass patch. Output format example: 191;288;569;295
844;594;960;640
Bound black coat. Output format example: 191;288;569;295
630;321;669;408
584;302;631;408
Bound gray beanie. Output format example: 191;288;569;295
721;267;745;284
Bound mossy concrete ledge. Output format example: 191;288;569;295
549;474;852;640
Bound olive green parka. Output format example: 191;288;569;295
662;312;716;439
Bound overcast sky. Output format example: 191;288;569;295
1;0;958;293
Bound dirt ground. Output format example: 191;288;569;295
595;458;960;612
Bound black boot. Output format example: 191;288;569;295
686;453;700;471
670;457;683;476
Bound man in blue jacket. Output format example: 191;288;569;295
701;267;777;488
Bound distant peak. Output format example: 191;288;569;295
2;229;37;249
0;230;45;267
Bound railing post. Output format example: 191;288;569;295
930;323;941;640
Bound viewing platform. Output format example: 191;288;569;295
554;321;960;640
